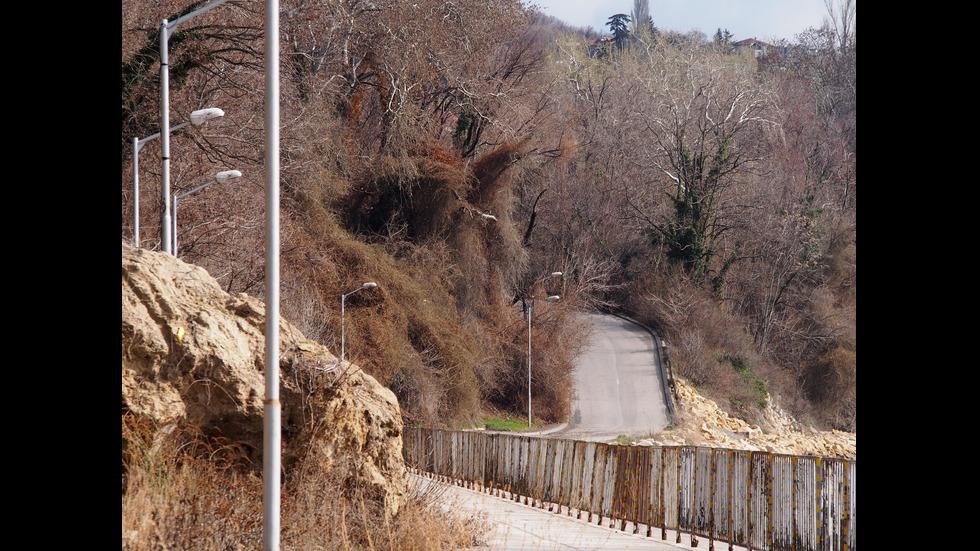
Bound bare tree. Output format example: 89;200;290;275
823;0;856;54
626;42;779;292
630;0;653;35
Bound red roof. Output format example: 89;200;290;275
734;38;770;47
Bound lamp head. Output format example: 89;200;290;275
190;107;225;126
546;295;560;302
215;170;242;184
362;282;377;289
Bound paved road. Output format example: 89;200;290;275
552;312;671;442
416;472;725;551
423;311;685;550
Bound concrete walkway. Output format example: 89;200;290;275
413;473;746;551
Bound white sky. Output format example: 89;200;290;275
528;0;834;43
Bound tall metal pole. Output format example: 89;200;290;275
133;137;140;247
160;18;172;254
341;293;347;363
158;1;231;255
527;301;533;428
263;0;281;547
134;114;220;251
525;291;559;429
172;196;178;257
172;172;242;258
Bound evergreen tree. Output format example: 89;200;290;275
713;28;734;49
606;13;631;42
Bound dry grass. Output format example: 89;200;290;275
264;146;590;429
122;415;486;550
630;271;782;425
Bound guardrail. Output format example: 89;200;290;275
404;427;855;551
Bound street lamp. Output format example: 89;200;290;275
527;295;560;428
171;169;242;257
263;0;281;548
341;282;377;364
132;108;225;248
526;270;562;428
160;0;234;254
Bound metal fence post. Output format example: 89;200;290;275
661;448;668;540
747;452;753;551
709;448;716;550
674;449;681;543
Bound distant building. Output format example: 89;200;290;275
734;38;771;57
589;36;618;58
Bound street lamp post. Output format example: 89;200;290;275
263;0;281;547
171;169;242;257
341;282;378;364
526;271;562;428
160;0;233;254
132;108;225;248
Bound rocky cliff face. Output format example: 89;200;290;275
121;244;406;516
639;378;856;459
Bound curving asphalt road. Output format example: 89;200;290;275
424;311;686;549
550;311;671;442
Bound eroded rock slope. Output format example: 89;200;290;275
121;244;406;515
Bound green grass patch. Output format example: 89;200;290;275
720;354;769;409
480;412;531;431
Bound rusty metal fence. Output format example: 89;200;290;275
403;427;855;551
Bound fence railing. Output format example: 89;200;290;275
403;427;855;551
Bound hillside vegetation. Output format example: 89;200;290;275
122;0;855;433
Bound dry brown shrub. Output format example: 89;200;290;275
409;140;464;168
121;0;592;431
122;414;484;550
339;155;475;242
122;414;264;549
632;270;780;423
469;140;527;209
479;286;591;424
801;343;856;430
271;192;492;427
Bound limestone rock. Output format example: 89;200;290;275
121;244;406;515
638;378;855;459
